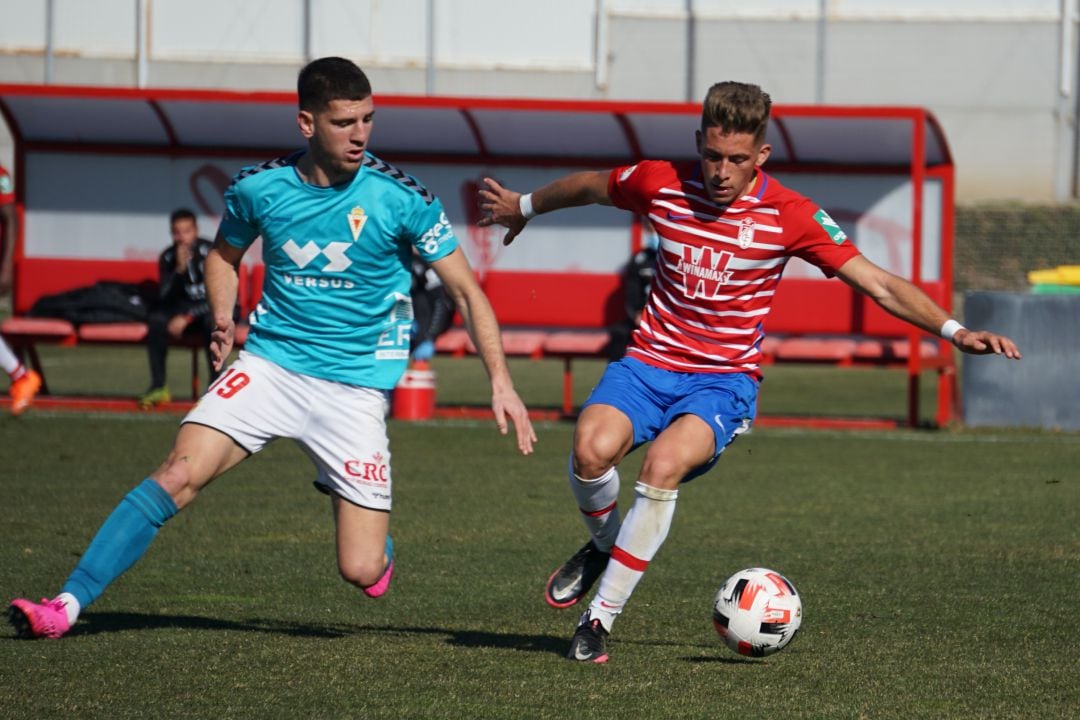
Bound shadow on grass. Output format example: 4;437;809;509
15;612;765;663
66;612;567;656
69;612;351;638
679;655;763;665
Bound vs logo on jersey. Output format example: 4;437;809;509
813;208;848;244
348;206;368;242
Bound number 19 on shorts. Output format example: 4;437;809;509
208;368;250;399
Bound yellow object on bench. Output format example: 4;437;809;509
1027;265;1080;286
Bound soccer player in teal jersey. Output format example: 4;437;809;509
8;57;536;639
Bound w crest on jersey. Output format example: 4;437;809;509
348;206;368;242
737;217;755;249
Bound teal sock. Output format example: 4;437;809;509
61;478;178;610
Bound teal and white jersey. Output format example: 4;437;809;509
219;151;458;389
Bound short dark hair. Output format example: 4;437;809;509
701;82;772;145
169;208;196;225
297;57;372;112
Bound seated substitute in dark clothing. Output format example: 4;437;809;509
409;254;456;364
607;243;657;362
139;208;217;408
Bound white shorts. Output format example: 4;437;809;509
183;351;393;512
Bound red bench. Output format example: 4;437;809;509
435;270;624;415
1;257;257;399
3;260;955;425
437;271;956;425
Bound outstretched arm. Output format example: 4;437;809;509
836;255;1022;359
477;171;613;246
205;234;247;371
430;247;536;455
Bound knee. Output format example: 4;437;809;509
150;453;199;508
573;428;626;479
338;554;386;589
639;450;689;490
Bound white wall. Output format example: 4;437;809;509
0;0;1076;203
21;151;943;289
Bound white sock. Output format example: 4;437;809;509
0;338;23;378
567;457;620;552
589;482;678;631
55;592;81;625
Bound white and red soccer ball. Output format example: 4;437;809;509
712;567;802;657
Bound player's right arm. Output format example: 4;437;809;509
205;235;246;371
208;169;262;370
477;170;612;246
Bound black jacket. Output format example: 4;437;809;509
157;238;213;317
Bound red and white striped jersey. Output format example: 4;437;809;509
608;160;860;378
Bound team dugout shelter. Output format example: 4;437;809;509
0;84;956;427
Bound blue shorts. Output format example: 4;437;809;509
582;357;758;481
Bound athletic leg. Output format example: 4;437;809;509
587;413;715;627
545;404;635;608
0;335;24;378
300;380;396;598
568;414;714;662
146;308;170;389
1;336;40;415
570;404;635;547
9;424;249;638
333;496;393;596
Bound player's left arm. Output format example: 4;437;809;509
205;234;247;370
835;254;1022;358
430;247;536;455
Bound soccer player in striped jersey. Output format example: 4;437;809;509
8;57;536;640
479;81;1020;663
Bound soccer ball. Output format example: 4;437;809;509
712;567;802;657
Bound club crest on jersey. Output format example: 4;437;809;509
813;208;848;244
677;245;735;299
348;206;368;242
737;217;756;249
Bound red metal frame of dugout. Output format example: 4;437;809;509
0;84;955;428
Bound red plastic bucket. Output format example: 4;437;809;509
392;365;436;420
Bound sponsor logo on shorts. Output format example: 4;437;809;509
345;452;390;486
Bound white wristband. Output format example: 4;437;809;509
519;193;537;220
940;319;965;341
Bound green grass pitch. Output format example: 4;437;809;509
0;353;1077;718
